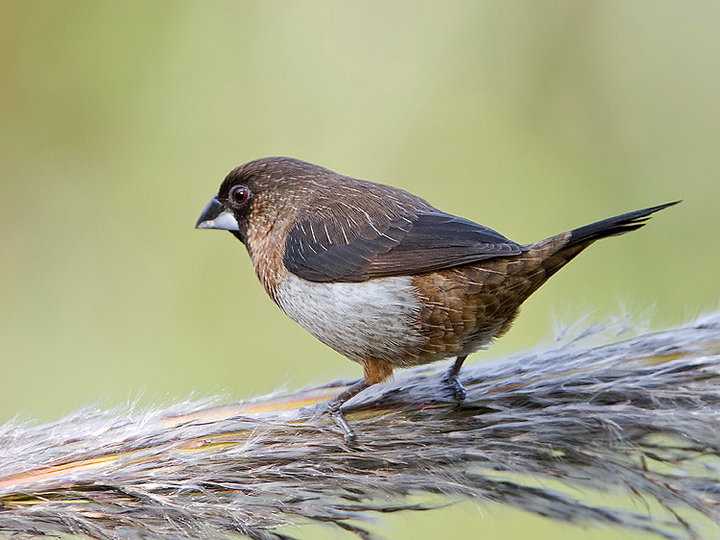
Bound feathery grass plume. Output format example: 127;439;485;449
1;314;720;540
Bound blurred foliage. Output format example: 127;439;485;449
0;1;718;539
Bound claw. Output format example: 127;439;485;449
299;380;370;444
329;407;358;444
448;377;467;402
442;355;468;403
442;373;468;403
299;401;359;444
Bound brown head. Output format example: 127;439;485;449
195;157;434;259
197;158;328;244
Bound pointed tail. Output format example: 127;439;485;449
565;201;681;248
522;200;680;294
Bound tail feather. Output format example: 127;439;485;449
515;200;679;302
566;201;681;248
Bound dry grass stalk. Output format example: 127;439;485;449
1;314;720;539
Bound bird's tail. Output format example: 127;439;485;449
474;201;680;334
517;201;680;299
564;201;680;248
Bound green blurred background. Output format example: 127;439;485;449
1;1;718;538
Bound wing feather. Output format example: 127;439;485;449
283;209;524;282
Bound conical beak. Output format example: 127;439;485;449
195;196;239;231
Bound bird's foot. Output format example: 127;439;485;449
299;397;359;445
441;372;467;403
298;400;326;419
441;355;468;404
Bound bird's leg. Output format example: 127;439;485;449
322;379;371;443
442;355;468;402
304;359;392;444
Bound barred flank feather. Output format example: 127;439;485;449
1;313;720;539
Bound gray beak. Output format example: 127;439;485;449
195;196;240;231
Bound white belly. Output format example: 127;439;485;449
275;274;423;363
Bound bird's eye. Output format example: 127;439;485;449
229;185;251;207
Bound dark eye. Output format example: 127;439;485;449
229;185;251;207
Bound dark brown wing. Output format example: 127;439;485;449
283;209;525;282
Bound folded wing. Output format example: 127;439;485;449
284;209;525;282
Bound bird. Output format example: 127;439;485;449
196;156;678;440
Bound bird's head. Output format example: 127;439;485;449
195;157;341;244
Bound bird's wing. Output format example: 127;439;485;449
283;208;525;282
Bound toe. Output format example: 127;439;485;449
441;374;467;403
